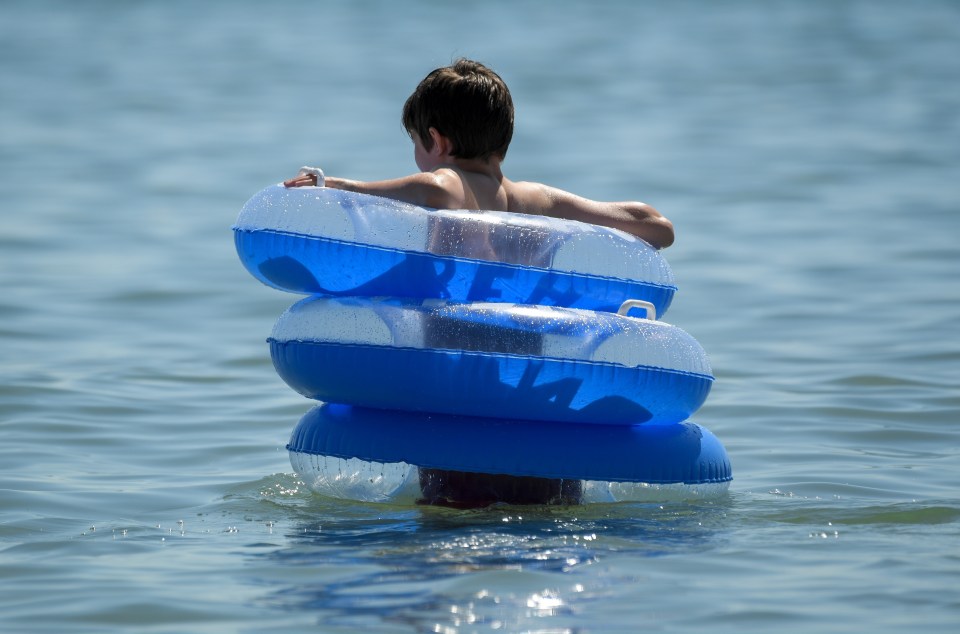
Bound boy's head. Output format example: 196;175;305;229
402;59;514;161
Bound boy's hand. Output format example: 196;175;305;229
283;174;316;187
283;166;325;188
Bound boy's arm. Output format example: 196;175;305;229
513;183;675;249
284;170;462;209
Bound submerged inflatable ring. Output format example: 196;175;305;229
270;295;714;426
287;404;732;504
234;185;677;315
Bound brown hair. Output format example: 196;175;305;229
402;59;514;161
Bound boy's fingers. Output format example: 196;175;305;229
283;174;315;188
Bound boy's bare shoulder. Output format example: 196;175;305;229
505;180;595;216
504;180;554;214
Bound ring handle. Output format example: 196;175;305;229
297;166;325;187
617;299;656;320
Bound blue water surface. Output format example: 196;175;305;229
1;1;958;632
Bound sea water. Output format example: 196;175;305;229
1;1;958;632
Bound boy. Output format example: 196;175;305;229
285;59;674;506
284;58;674;249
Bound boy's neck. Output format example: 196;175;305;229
446;156;504;181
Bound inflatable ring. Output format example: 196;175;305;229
287;403;732;504
234;185;677;316
269;295;714;426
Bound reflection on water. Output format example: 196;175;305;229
257;497;731;631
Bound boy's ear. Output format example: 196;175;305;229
428;127;452;157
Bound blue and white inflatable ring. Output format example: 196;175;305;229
287;403;732;504
270;295;714;426
234;185;677;315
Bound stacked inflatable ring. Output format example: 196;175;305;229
234;184;731;505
